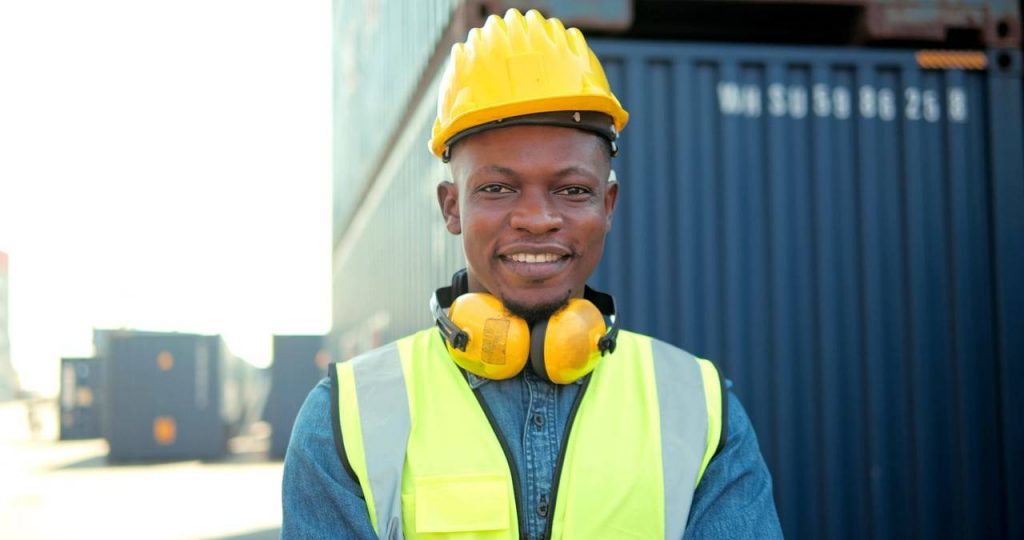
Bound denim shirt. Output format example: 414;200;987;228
282;362;782;539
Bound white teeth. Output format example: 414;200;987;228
508;253;560;263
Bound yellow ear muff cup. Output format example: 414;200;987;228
542;299;607;384
445;293;530;380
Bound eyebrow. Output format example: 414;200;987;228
472;164;519;179
469;164;599;181
552;166;600;181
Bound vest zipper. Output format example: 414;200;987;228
543;375;593;540
466;377;528;538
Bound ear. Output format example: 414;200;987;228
603;177;619;232
437;181;462;235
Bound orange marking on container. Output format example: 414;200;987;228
157;351;174;371
915;50;987;70
153;416;177;445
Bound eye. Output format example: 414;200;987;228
478;184;515;194
556;185;592;196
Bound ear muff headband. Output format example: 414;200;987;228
430;289;469;351
529;319;550;380
582;285;619;355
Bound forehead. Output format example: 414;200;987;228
449;125;608;182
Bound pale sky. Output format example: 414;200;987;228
0;1;332;395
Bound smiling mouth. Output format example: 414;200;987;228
502;253;569;264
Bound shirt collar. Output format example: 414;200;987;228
464;368;586;389
466;371;491;389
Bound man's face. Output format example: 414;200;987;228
437;125;618;319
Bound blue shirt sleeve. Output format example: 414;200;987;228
281;378;377;540
683;391;784;539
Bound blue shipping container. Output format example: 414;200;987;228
587;40;1023;540
104;332;241;461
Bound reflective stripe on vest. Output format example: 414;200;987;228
332;329;723;539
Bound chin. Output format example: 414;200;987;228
500;288;573;324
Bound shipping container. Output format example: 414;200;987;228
330;63;461;361
332;0;466;244
103;331;251;461
626;0;1021;47
331;38;1023;538
58;357;104;440
263;335;328;458
590;40;1023;540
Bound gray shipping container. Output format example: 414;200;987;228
263;335;328;458
103;332;247;461
331;39;1023;539
58;357;104;440
332;0;464;243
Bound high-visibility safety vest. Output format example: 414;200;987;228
330;329;726;539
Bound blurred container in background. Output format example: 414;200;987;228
102;331;260;461
58;357;104;440
263;335;328;459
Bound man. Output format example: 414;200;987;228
283;9;781;539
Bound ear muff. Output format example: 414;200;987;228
444;293;530;380
529;298;607;384
430;272;620;384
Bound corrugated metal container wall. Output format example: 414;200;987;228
332;0;463;244
331;68;465;359
587;40;1023;539
105;333;239;461
264;335;328;458
59;357;104;440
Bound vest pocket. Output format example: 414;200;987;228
414;474;510;533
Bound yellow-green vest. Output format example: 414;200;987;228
330;329;725;539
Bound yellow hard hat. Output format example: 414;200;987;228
429;8;629;160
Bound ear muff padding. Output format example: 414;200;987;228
529;320;551;382
445;293;530;380
541;299;607;384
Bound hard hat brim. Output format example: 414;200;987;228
441;110;619;163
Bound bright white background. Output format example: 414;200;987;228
0;1;332;395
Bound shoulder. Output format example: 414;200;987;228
288;378;334;455
685;390;783;538
281;379;380;538
719;389;759;466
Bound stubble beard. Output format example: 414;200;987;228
502;290;572;326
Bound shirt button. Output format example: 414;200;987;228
537;494;549;517
533;413;544;428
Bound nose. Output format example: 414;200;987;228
509;189;563;234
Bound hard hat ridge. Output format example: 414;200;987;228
429;8;629;159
